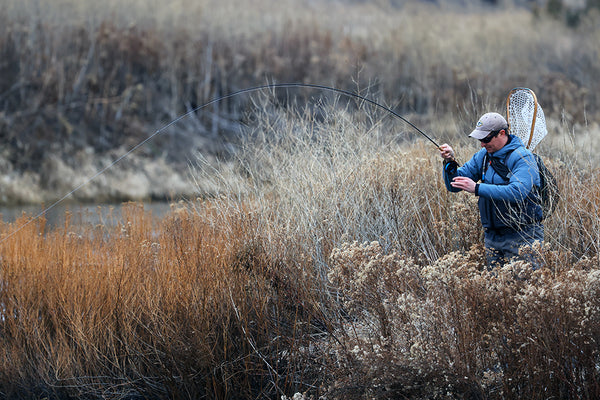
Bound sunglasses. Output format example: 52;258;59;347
479;130;501;143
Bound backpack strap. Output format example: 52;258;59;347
482;149;515;182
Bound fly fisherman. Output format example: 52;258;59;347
439;112;543;269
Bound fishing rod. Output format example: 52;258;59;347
256;83;443;148
0;82;445;242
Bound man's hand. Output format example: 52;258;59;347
439;144;455;160
451;176;476;193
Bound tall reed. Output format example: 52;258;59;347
0;203;326;398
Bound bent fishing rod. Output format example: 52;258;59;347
1;82;447;242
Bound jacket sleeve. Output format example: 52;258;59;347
477;149;539;202
443;151;483;192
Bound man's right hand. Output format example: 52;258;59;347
439;144;455;160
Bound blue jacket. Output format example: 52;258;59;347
443;135;543;230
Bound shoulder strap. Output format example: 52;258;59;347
485;149;515;181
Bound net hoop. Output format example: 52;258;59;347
506;87;547;151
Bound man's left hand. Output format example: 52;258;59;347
451;176;476;193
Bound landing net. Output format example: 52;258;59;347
506;88;547;151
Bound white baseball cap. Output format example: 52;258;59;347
469;112;509;140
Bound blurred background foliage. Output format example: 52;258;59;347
0;0;598;204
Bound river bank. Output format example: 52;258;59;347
0;149;197;206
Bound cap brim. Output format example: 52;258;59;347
469;128;491;140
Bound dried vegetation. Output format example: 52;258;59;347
2;99;600;398
0;0;599;203
1;0;600;398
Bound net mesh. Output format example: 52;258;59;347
506;88;547;151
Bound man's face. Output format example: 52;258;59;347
480;129;506;153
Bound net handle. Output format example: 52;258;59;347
506;87;538;150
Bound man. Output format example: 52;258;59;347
439;112;543;268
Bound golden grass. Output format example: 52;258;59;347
3;99;600;398
0;203;322;398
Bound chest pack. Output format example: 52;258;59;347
483;150;559;219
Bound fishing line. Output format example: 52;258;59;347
1;82;443;242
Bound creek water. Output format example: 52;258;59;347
0;201;177;229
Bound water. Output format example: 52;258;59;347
0;201;177;229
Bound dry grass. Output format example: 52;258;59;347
2;0;600;398
0;203;327;398
191;98;600;398
3;97;599;398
